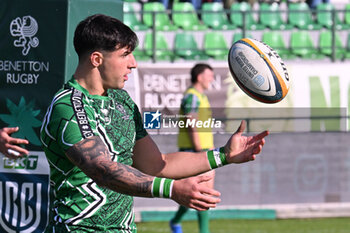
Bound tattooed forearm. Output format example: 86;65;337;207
66;136;154;197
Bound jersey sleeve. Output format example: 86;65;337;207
181;93;200;115
46;98;97;152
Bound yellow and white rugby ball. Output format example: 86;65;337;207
228;38;290;104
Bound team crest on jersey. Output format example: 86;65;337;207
143;110;161;129
0;173;49;232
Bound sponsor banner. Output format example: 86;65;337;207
0;151;49;175
0;2;64;231
0;0;67;151
290;62;350;108
0;152;49;233
137;64;229;109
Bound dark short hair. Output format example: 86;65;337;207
190;63;213;84
73;14;138;58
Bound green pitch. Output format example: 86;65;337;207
137;218;350;233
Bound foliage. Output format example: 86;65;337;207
0;97;41;145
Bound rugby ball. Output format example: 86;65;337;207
228;38;290;104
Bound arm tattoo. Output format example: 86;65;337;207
66;136;154;197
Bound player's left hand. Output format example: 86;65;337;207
171;175;221;211
224;120;269;164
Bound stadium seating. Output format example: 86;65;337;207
262;31;295;59
318;30;346;59
344;4;350;26
259;2;293;30
201;2;236;30
143;2;178;31
144;32;174;61
123;2;149;31
123;1;350;62
288;2;322;30
133;46;151;61
174;33;209;60
204;31;228;60
232;31;253;43
230;2;264;30
345;32;350;59
172;2;208;30
316;3;349;30
290;31;325;59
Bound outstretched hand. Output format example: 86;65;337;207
0;127;29;159
224;120;269;164
171;175;221;211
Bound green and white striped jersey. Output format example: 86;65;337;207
40;78;147;232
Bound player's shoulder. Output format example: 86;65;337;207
46;84;84;119
49;85;74;107
183;87;201;101
185;87;202;98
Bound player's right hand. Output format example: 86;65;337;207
0;127;29;159
171;175;221;211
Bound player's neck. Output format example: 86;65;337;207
74;66;107;96
193;83;204;93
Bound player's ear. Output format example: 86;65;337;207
90;51;103;67
197;73;203;83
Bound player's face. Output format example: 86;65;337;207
199;68;214;90
100;47;137;89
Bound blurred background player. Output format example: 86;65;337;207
170;63;215;233
0;127;29;159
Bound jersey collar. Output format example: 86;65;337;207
68;76;111;100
